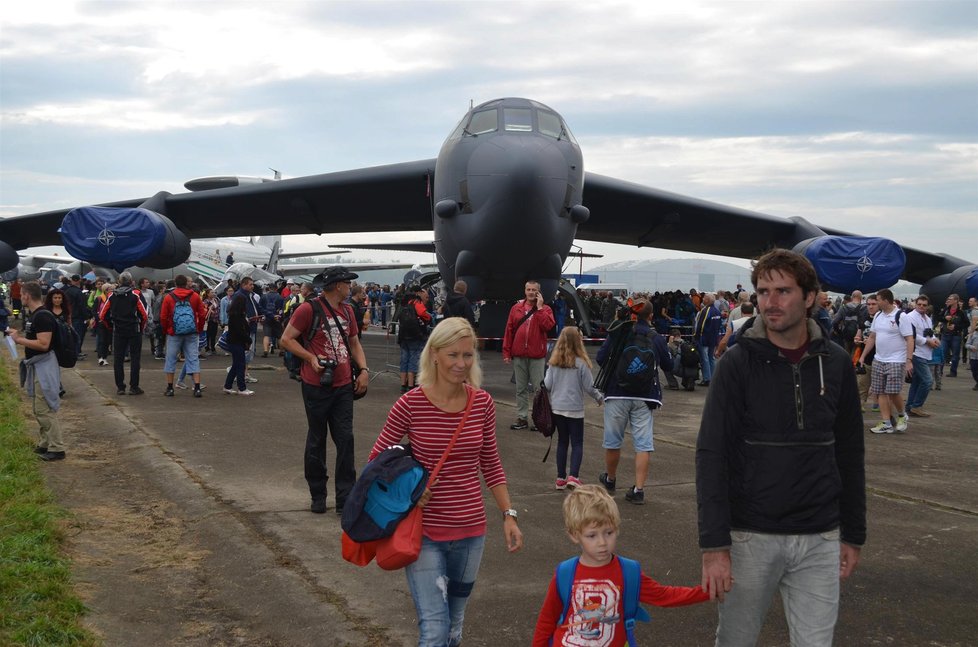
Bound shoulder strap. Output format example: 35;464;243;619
555;556;579;635
617;556;651;646
428;386;476;483
306;299;327;345
322;298;355;356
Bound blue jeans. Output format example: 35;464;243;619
698;343;717;382
72;320;87;354
224;344;247;390
164;333;200;374
905;355;934;410
400;340;424;374
941;334;962;375
603;398;654;452
717;529;840;647
405;535;485;647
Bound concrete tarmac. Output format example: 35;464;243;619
35;330;978;646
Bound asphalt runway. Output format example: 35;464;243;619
38;329;978;646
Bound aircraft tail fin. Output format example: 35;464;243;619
266;240;281;274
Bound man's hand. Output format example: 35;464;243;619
307;355;324;372
503;356;512;364
354;368;368;395
840;543;861;580
701;550;733;602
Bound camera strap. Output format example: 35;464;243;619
306;298;341;359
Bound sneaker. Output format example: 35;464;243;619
625;486;645;505
193;387;203;398
175;381;188;390
401;384;410;392
509;419;529;430
555;478;568;490
154;355;164;360
566;476;583;489
895;414;909;433
77;353;87;360
261;351;269;358
117;387;127;395
870;421;894;434
39;451;67;462
310;497;327;514
598;472;616;495
129;387;144;395
34;446;48;454
907;408;930;418
98;358;107;366
164;386;175;397
245;375;258;383
870;404;880;412
223;388;237;395
238;389;255;396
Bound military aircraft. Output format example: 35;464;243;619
1;97;975;313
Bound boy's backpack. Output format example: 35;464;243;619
397;299;425;342
171;294;196;335
554;556;650;647
614;329;660;396
679;340;700;368
35;310;78;368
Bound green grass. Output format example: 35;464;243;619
0;361;100;646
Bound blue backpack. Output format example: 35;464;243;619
554;555;650;646
171;295;196;335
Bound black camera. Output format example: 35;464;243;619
318;358;337;386
923;328;934;338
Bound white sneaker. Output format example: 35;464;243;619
98;358;107;366
895;414;909;433
870;421;894;434
223;388;237;395
175;381;188;390
245;375;258;383
238;389;255;396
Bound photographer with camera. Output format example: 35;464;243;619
279;266;369;515
904;295;941;417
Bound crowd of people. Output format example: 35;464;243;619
2;248;976;646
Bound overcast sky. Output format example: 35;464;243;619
1;0;976;273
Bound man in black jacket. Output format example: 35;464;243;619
442;279;476;327
63;274;90;359
696;249;865;646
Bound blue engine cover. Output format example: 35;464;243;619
796;236;906;293
59;206;190;271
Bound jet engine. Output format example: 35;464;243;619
792;236;906;294
59;193;190;272
0;240;17;274
921;264;978;303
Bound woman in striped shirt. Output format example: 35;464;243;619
368;317;523;647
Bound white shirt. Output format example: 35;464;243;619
870;307;914;363
904;310;935;361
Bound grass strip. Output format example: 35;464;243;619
0;360;99;646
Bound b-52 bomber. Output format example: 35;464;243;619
1;97;975;312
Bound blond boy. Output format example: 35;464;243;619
532;485;707;646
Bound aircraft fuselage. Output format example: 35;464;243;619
431;98;588;301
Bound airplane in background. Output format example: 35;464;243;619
1;97;974;331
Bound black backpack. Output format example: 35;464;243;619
836;303;866;342
679;340;700;368
35;310;78;368
615;329;660;396
397;299;425;341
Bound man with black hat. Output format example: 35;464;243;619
279;266;370;515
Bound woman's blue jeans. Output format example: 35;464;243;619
404;534;485;647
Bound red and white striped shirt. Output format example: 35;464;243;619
368;387;507;541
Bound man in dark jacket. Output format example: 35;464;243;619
595;300;673;505
99;271;147;395
696;249;865;646
63;274;90;359
442;279;476;327
693;293;723;385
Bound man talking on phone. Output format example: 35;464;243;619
502;280;555;430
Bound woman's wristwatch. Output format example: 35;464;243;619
503;508;518;521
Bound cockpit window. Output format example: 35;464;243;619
467;109;498;135
538;110;562;139
504;108;533;132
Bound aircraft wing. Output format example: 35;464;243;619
276;261;418;276
329;241;437;254
0;159;437;248
577;172;974;286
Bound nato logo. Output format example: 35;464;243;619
855;255;874;275
97;228;117;247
